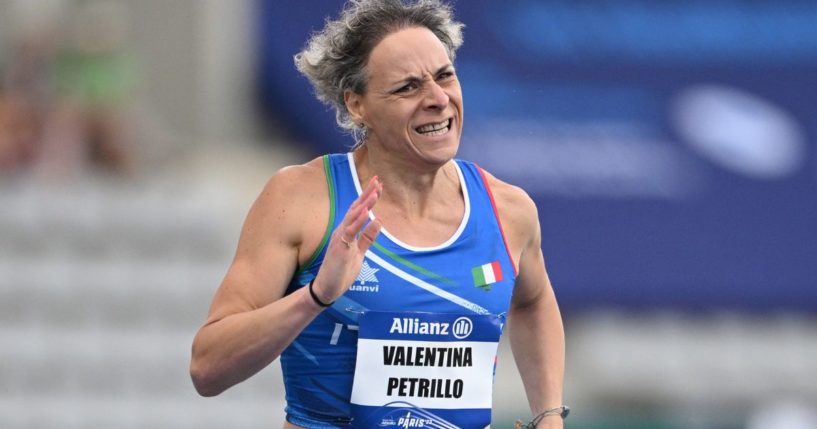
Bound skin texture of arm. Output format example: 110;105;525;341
189;157;382;397
484;170;566;429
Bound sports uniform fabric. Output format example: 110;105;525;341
281;153;517;428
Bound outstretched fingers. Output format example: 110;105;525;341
357;217;382;252
346;176;380;213
338;176;381;246
313;175;382;306
358;176;382;206
342;205;370;244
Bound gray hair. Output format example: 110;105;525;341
294;0;464;143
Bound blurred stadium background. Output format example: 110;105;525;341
1;0;816;428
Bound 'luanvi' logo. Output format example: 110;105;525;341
349;260;380;293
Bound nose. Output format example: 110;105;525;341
423;80;449;110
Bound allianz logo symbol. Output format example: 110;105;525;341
451;317;473;339
349;260;380;293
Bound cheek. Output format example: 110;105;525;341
367;109;410;138
447;81;463;101
380;107;413;130
364;97;419;136
452;89;464;108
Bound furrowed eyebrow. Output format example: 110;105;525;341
434;64;454;76
390;64;454;87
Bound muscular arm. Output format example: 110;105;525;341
190;160;382;396
489;174;566;428
508;226;565;428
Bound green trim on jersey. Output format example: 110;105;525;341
295;155;336;277
371;241;457;286
292;154;455;286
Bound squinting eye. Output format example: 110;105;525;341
394;82;418;94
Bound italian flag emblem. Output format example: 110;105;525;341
472;261;503;291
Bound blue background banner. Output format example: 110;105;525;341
257;0;817;312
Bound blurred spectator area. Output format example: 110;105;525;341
1;0;283;178
2;1;817;429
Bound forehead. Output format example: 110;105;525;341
366;27;451;83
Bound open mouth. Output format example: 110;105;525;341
415;118;452;136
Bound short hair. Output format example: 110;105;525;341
294;0;464;139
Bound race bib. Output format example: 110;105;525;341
350;311;504;428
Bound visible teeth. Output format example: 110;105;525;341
417;119;450;134
422;127;448;136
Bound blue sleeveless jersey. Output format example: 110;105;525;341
281;153;517;428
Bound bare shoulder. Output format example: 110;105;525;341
256;157;327;212
479;168;539;237
246;156;328;250
205;156;329;321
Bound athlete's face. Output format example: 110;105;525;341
346;27;464;168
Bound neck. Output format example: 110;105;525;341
352;145;460;217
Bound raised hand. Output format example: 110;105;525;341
310;175;383;305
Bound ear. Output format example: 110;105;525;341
344;89;365;127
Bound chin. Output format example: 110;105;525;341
406;126;461;167
421;140;460;166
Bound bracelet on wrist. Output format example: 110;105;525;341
514;406;570;428
308;278;334;308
